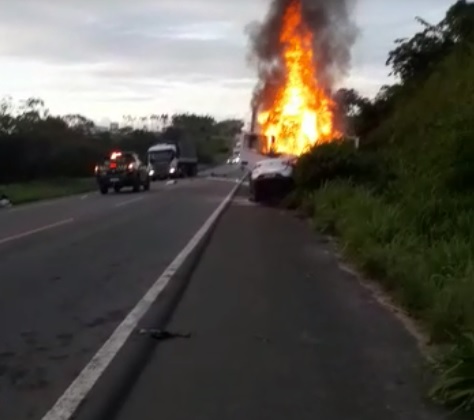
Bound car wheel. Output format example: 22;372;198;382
249;181;261;202
143;178;150;191
132;178;140;192
99;185;108;195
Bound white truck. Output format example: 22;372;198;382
147;139;198;180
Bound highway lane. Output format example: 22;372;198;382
0;167;242;246
0;181;174;242
0;167;241;420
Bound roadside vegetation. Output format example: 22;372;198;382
0;99;242;204
290;0;474;413
0;178;96;204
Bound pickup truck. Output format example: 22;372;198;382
94;151;151;194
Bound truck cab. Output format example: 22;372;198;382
238;131;276;171
147;144;178;180
147;140;198;180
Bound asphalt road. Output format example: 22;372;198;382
0;166;242;420
111;187;448;420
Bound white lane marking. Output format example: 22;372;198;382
41;179;243;420
80;194;88;200
0;218;74;245
205;176;240;184
204;177;249;188
114;196;144;208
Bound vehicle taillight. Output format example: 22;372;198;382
110;162;117;169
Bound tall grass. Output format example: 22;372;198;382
292;46;474;412
310;182;474;340
303;181;474;412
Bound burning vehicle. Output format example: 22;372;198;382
249;155;297;202
241;0;355;202
237;130;294;202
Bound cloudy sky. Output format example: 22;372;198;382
0;0;454;124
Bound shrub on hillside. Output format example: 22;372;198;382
296;2;474;413
300;44;474;410
447;130;474;192
293;140;393;193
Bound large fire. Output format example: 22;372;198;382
257;0;340;156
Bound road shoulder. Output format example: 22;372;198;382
110;188;447;420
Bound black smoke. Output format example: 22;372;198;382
247;0;358;111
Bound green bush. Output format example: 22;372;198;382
293;140;393;193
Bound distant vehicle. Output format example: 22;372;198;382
0;193;12;208
249;155;296;202
94;151;151;195
147;139;198;180
226;152;241;165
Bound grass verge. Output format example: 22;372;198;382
0;178;96;205
300;180;474;413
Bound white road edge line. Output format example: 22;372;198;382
205;176;239;184
41;179;243;420
114;196;144;208
0;218;74;245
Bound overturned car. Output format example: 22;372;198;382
249;155;296;203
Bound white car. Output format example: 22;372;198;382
227;155;240;165
248;155;296;202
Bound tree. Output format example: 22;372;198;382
440;0;474;43
214;119;244;137
62;114;95;134
0;97;237;182
0;96;15;134
386;0;474;84
149;114;160;131
334;88;370;117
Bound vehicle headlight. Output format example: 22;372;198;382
149;169;155;176
169;167;176;173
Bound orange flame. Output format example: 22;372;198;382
257;0;340;156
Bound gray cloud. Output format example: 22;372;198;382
0;0;262;82
0;0;457;119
